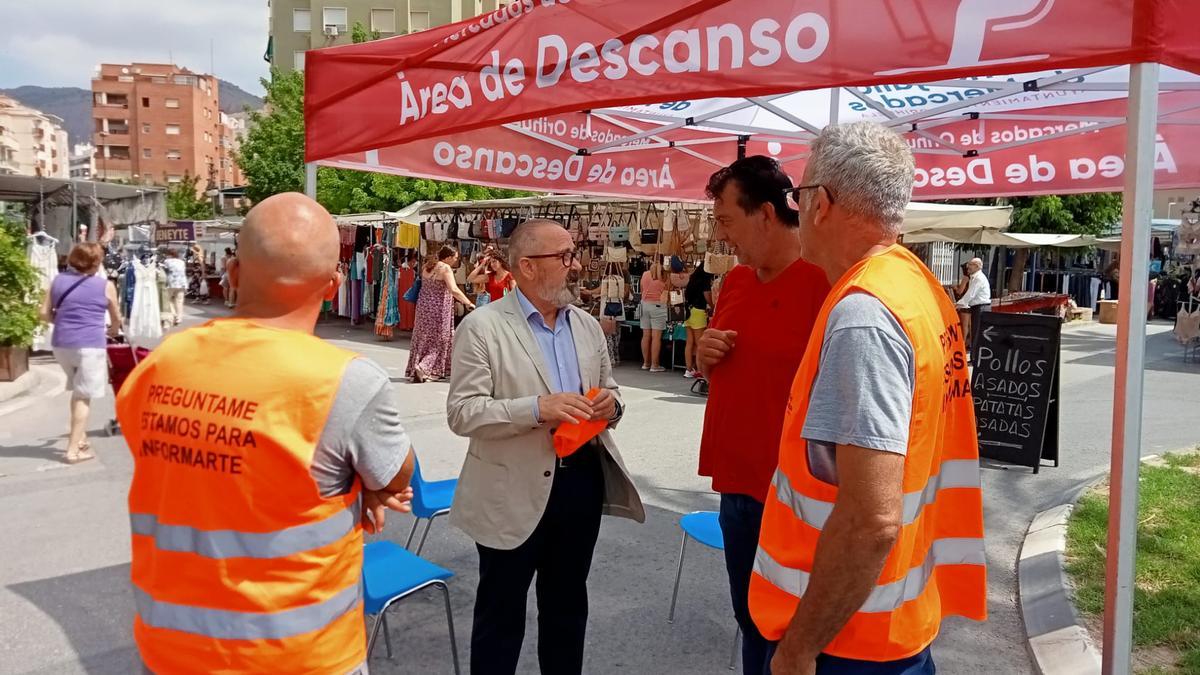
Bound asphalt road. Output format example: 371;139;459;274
0;304;1195;674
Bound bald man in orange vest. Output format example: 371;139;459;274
749;123;986;675
117;193;416;674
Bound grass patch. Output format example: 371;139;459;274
1065;452;1200;674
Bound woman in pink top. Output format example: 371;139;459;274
640;260;669;372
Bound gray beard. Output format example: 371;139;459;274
544;283;577;308
534;278;578;308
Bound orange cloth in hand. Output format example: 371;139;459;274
552;388;607;458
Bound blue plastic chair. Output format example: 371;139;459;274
668;511;740;671
363;541;461;674
405;455;457;555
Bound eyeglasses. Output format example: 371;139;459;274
524;250;578;268
784;184;834;210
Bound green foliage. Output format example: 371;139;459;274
0;216;44;347
165;174;215;220
351;21;381;44
237;63;528;211
1065;454;1200;672
237;68;307;204
1005;193;1123;236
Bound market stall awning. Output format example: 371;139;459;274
904;230;1094;247
305;0;1200;201
386;195;1010;234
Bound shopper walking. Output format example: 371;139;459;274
639;259;668;372
682;260;713;379
115;193;417;674
750;123;986;675
696;156;831;674
446;219;644;675
39;243;121;464
407;245;474;383
162;247;187;325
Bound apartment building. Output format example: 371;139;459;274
218;112;246;188
91;63;222;187
0;94;69;178
69;143;95;179
268;0;502;74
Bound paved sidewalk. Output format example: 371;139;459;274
0;305;1196;674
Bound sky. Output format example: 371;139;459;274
0;0;270;94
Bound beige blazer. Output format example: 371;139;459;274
446;291;645;550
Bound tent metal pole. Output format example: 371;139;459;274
305;163;317;199
1102;61;1158;675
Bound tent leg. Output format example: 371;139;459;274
305;162;317;199
1101;61;1157;675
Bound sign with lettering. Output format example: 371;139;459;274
970;312;1061;473
154;221;196;243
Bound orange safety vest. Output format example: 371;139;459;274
748;245;986;661
116;318;365;674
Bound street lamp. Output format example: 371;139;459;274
204;179;219;218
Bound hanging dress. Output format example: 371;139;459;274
397;263;416;331
127;259;163;346
27;240;58;351
374;261;394;341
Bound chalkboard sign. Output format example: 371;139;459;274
970;312;1061;473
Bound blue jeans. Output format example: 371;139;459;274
762;644;935;675
719;493;772;675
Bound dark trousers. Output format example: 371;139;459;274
470;443;605;675
968;303;990;354
719;493;772;675
763;644;935;675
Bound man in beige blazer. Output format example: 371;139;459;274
447;220;645;675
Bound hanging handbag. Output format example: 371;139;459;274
402;275;422;303
599;315;618;336
670;289;685;306
458;214;475;240
605;245;628;263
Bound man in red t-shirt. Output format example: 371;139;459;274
696;156;831;674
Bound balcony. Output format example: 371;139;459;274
95;132;130;147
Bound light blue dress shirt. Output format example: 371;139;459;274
514;287;583;422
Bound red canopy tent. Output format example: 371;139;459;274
304;2;1200;672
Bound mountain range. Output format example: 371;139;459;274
1;80;263;149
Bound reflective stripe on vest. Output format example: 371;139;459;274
117;319;367;674
129;504;357;559
771;459;982;531
747;246;987;658
753;537;986;614
134;583;360;640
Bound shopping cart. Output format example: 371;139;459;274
105;337;151;436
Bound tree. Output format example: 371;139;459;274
350;21;381;44
0;214;42;348
237;68;306;204
1002;193;1122;291
166;174;215;220
238;35;527;212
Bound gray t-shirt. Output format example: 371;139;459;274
310;357;411;497
802;293;915;484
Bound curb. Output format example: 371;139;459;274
1019;503;1102;675
1019;451;1191;674
0;364;67;419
